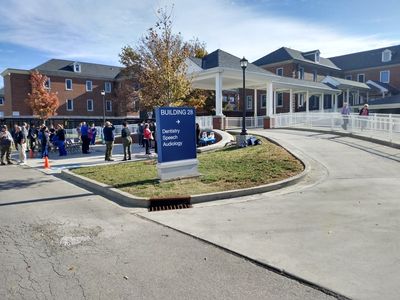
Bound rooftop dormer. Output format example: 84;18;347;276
382;49;392;62
302;50;321;63
73;62;81;73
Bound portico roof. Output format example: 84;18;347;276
188;49;340;95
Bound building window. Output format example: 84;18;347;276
223;96;228;102
357;74;365;83
276;68;283;76
0;97;4;105
380;70;390;83
87;99;93;111
74;63;81;73
0;111;3;117
382;50;392;62
66;99;73;111
246;95;253;110
261;94;266;108
86;80;93;92
298;94;304;107
65;79;72;90
105;82;112;93
345;75;352;80
277;93;283;107
106;100;112;112
298;67;304;80
12;111;20;116
44;78;51;89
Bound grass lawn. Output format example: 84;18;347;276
72;137;303;198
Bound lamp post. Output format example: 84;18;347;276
101;90;106;125
240;57;248;135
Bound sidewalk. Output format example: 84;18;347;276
15;143;155;174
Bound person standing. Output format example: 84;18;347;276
0;125;14;165
80;122;90;154
103;121;115;161
143;123;152;155
28;122;38;153
121;121;132;161
195;123;201;146
14;126;27;165
56;124;67;156
138;121;144;147
341;102;350;130
40;126;50;158
90;123;97;145
359;104;370;131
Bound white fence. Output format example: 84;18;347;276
225;116;264;129
272;112;400;144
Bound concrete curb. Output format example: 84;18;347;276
59;133;310;208
284;127;400;149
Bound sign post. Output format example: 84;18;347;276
155;107;199;180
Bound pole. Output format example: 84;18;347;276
102;94;105;125
241;66;247;135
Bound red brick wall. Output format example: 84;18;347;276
4;73;120;118
48;76;116;117
8;73;31;116
1;74;13;116
344;65;400;89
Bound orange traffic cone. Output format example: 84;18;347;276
29;149;34;158
44;156;50;169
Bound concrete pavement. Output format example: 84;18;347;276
141;129;400;300
0;155;334;299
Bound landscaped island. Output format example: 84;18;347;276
72;137;304;198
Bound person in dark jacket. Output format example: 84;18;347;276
121;121;132;161
56;124;67;156
103;121;115;161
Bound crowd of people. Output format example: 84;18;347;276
0;122;68;165
0;120;161;165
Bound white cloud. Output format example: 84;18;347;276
0;0;398;66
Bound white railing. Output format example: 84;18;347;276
196;116;213;130
225;116;264;129
272;112;400;144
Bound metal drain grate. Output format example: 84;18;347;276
149;196;192;212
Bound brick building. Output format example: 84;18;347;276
0;59;140;127
253;45;400;113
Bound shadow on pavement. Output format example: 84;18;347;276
0;192;93;207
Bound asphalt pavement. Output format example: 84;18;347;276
0;154;335;299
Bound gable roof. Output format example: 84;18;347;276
190;49;274;74
253;47;340;70
34;59;122;80
329;44;400;71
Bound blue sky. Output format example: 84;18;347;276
1;0;400;88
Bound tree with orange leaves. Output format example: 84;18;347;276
26;70;59;120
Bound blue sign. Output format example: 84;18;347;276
155;107;197;163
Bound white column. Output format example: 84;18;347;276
289;89;293;114
320;93;324;112
215;72;223;116
267;82;274;117
346;88;350;104
366;92;369;102
273;91;277;115
333;94;338;112
254;88;258;118
306;91;310;113
357;90;360;105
